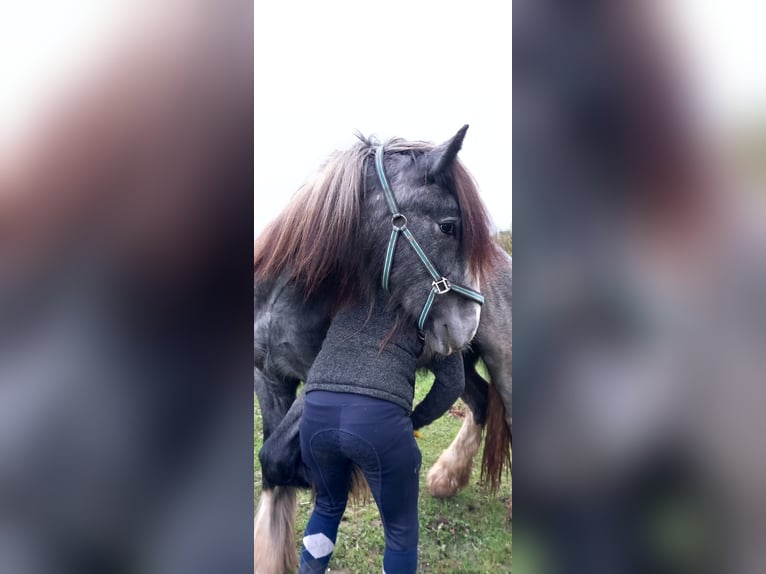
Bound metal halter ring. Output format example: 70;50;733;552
391;213;407;230
432;277;451;295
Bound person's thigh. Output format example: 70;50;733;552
374;428;421;551
340;398;422;551
300;397;352;513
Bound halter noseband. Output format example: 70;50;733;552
375;145;484;333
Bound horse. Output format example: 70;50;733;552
253;126;512;573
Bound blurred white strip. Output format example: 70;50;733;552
661;0;766;130
0;2;130;158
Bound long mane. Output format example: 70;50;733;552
253;134;499;304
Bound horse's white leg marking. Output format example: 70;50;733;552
254;486;298;574
427;410;483;498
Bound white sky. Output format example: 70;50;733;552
253;1;513;234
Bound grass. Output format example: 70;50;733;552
255;371;512;573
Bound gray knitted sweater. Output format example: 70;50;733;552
305;292;465;430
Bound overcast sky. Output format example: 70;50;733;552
253;1;513;235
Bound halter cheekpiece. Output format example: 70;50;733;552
374;145;484;333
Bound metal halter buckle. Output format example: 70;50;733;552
432;277;451;295
391;213;407;230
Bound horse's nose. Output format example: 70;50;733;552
441;324;454;355
437;321;476;354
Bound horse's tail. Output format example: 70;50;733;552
254;486;298;574
349;464;372;504
480;382;512;492
308;465;371;506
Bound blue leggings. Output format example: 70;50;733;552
298;390;422;574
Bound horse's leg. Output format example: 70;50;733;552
254;368;301;574
254;368;299;449
427;354;488;498
258;391;311;488
254;280;333;572
459;353;489;426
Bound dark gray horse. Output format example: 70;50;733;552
253;127;512;573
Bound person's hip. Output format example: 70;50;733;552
302;389;413;450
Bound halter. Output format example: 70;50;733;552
375;146;484;333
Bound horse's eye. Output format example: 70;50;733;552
439;222;456;236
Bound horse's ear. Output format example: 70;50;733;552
427;124;469;179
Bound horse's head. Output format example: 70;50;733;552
360;126;497;355
254;126;498;356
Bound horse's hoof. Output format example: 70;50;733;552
427;463;465;498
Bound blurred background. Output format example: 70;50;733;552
4;0;766;572
1;2;253;573
514;1;766;573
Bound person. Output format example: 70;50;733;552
298;291;465;574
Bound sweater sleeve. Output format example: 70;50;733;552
410;352;465;430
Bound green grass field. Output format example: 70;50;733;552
255;371;512;573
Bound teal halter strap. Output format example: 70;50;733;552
374;146;484;332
